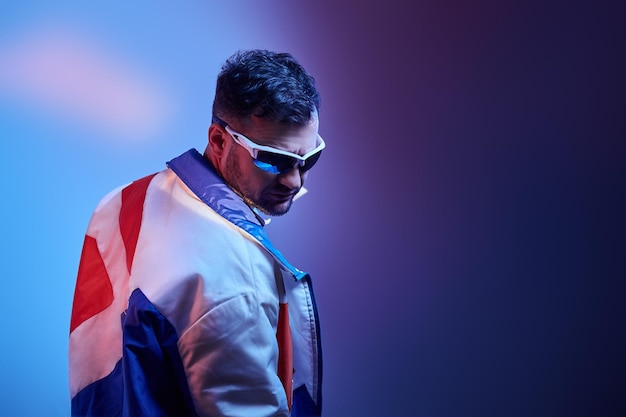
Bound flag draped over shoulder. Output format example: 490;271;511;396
68;149;322;417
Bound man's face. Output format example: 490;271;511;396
221;115;320;216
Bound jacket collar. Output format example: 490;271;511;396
167;149;309;281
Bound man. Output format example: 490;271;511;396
69;50;324;417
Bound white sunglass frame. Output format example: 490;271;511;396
223;124;326;169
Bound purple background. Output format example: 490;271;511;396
0;1;624;416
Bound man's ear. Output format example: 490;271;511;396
208;124;228;158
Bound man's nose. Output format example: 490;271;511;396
277;166;303;190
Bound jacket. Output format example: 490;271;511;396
69;149;323;417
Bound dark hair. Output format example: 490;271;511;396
212;49;320;126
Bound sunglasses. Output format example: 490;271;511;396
213;117;325;175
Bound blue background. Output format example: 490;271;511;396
0;1;624;416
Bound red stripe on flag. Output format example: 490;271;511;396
70;235;114;333
119;174;156;274
277;302;293;411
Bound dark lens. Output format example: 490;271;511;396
256;151;297;174
300;150;323;172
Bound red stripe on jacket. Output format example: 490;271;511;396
70;173;156;333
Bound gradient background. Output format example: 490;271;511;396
1;1;624;416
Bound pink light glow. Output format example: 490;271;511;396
0;28;172;139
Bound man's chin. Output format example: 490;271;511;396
257;199;293;217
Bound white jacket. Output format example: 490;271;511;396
69;149;323;417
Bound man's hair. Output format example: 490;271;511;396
212;49;320;126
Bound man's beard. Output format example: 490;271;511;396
224;150;294;217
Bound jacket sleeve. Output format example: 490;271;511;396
175;288;289;417
119;282;289;417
